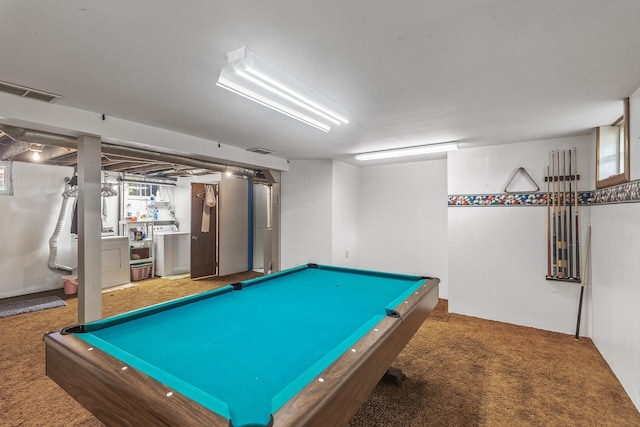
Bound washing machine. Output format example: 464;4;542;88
153;225;190;277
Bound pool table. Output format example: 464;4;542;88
44;263;439;427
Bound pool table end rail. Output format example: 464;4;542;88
43;331;231;426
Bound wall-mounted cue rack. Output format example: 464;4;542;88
545;148;581;283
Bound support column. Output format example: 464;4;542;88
248;180;254;271
77;135;102;323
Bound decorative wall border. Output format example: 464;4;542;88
591;180;640;204
448;192;591;207
448;179;640;207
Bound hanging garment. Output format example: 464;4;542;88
71;199;78;234
201;184;216;233
69;176;78;234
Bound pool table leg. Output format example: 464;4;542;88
382;366;406;385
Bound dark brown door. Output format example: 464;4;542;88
190;183;217;279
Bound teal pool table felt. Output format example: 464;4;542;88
77;265;426;427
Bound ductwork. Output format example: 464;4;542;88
0;128;30;160
0;125;75;149
0;124;261;179
0;140;31;160
101;144;256;179
48;176;77;273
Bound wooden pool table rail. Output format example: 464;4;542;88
44;331;230;426
43;275;439;427
272;277;439;426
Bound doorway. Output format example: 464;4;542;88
190;183;218;279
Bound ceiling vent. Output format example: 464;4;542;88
247;147;274;155
0;80;62;103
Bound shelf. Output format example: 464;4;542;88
130;258;153;265
129;238;153;244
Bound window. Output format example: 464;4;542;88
127;183;159;198
596;98;630;189
0;161;13;195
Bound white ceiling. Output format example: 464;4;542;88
1;1;639;166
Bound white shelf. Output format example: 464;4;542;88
120;219;154;224
130;238;153;244
130;257;153;265
121;216;155;276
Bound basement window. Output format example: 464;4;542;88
127;183;159;198
0;161;13;195
596;98;630;189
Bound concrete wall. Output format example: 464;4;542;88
0;162;75;298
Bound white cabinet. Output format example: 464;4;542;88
101;236;130;288
154;231;190;276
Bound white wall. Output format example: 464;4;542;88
175;173;221;233
100;172;119;234
253;183;269;270
589;85;640;412
448;135;593;335
331;161;359;268
358;160;449;296
218;175;249;276
0;162;75;298
281;160;333;269
591;204;640;411
630;87;640;181
280;159;449;296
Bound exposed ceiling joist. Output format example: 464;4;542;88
0;124;273;181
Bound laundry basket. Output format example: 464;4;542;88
61;275;78;295
130;263;152;281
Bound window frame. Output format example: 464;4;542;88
596;98;630;189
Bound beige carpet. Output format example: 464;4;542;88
1;274;638;426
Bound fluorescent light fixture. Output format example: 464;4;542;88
216;46;348;132
355;142;459;161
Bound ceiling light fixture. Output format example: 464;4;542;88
355;142;459;161
29;143;43;161
216;46;348;132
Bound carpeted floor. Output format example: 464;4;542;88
1;274;639;427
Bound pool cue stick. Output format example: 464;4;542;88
557;150;564;278
563;150;569;278
551;152;557;277
568;149;573;278
575;226;591;339
547;164;552;277
574;147;580;280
